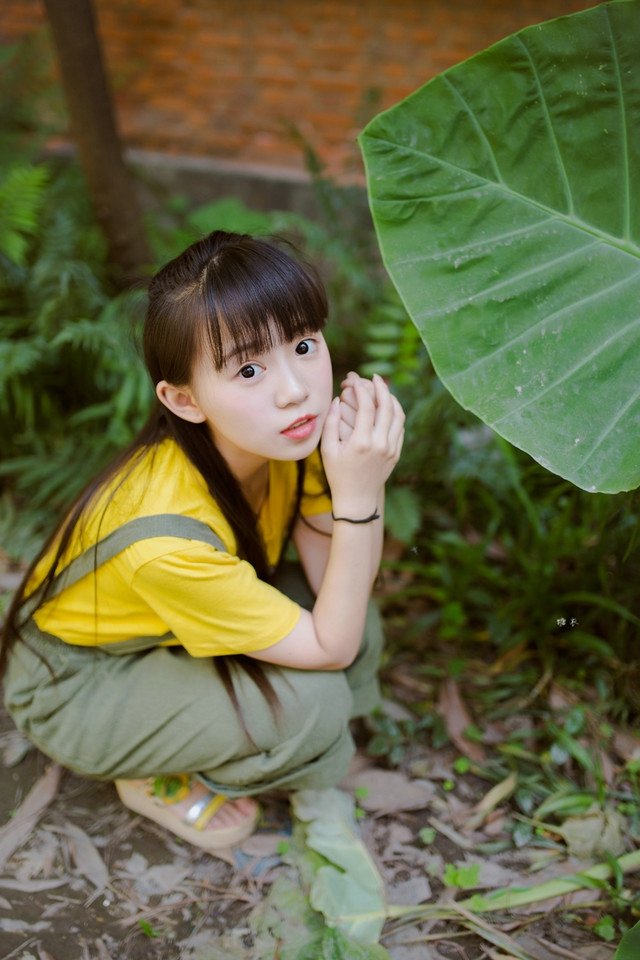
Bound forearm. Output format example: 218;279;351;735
311;499;380;667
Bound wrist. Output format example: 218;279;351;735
331;508;380;524
331;494;377;512
331;502;379;523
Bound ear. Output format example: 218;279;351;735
156;380;206;424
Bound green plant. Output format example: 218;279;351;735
615;920;640;959
360;0;640;494
443;863;480;890
0;159;152;556
365;708;447;766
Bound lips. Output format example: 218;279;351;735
280;415;318;441
282;415;315;432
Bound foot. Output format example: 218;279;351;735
155;778;258;831
115;775;259;850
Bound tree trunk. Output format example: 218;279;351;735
43;0;151;286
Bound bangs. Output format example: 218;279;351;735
198;238;328;370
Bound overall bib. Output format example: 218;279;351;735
4;514;383;796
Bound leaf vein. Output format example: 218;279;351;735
515;35;574;215
395;218;556;267
415;239;601;321
490;313;640;425
441;74;504;184
605;5;631;241
574;381;640;471
363;134;640;259
448;269;640;382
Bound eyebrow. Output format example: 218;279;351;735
221;325;316;367
222;341;264;365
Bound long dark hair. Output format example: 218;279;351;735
1;231;328;717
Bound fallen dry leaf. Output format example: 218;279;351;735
0;917;51;933
130;861;190;898
341;768;435;814
0;877;67;892
55;821;109;892
92;939;114;960
388;874;432;905
613;728;640;762
548;684;576;712
0;763;62;871
554;806;625;859
596;747;616;787
465;772;518;831
437;678;486;763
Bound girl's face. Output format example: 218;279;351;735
186;329;333;474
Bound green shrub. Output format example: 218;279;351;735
0;159;152;558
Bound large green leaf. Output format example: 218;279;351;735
360;1;640;493
291;789;387;945
614;920;640;959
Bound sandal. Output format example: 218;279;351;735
115;774;259;850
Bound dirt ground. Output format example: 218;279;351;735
0;689;623;960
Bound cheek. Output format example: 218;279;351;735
317;347;333;390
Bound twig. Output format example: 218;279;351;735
450;902;543;960
119;893;253;927
534;935;614;959
384;929;475;946
428;816;476;850
1;938;38;960
184;878;254;901
514;667;553;711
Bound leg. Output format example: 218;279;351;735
4;621;357;793
5;563;383;793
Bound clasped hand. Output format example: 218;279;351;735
320;371;405;508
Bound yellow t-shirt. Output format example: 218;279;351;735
32;439;331;657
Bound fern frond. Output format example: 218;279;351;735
0;338;47;384
0;165;49;266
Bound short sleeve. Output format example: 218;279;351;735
130;545;301;657
300;448;332;517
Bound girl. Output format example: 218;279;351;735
1;230;405;851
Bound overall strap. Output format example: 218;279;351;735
22;514;226;619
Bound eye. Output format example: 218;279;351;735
295;338;317;356
238;363;263;380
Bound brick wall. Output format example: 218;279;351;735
1;0;599;180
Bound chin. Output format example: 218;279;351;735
280;437;321;461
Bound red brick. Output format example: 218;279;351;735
0;0;603;176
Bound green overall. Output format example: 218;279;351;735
3;514;383;796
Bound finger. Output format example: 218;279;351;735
393;426;405;462
351;377;376;440
339;384;358;413
339;399;357;430
338;412;353;442
320;397;341;450
371;374;394;442
341;373;376;401
387;395;406;450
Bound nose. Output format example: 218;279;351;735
274;359;309;407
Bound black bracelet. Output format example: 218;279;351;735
331;508;380;524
